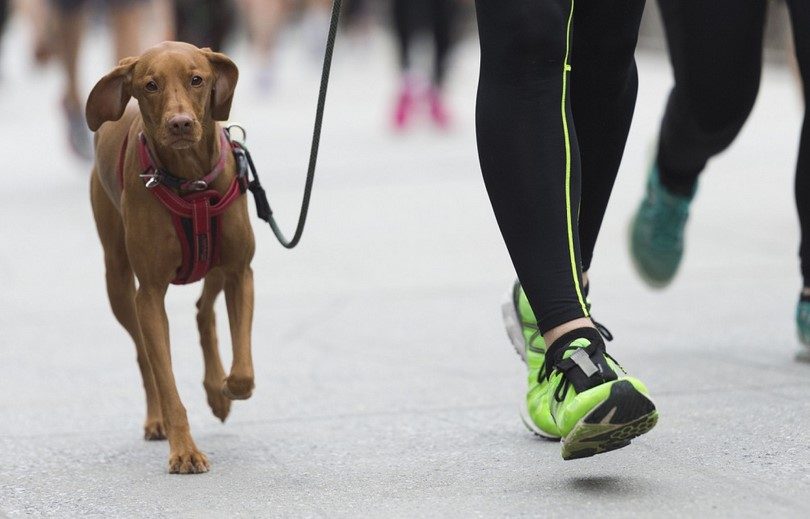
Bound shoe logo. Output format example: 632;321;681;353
570;349;598;378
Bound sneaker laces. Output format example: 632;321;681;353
530;311;613;381
546;344;622;403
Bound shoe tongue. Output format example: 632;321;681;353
560;338;592;359
546;327;605;368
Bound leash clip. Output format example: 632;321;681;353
140;171;161;189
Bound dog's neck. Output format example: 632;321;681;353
146;123;223;181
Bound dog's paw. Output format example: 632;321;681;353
168;448;210;474
221;374;254;401
144;419;166;441
204;381;232;422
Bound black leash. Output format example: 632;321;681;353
233;0;342;249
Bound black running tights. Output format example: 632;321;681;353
392;0;456;86
656;0;810;286
475;0;645;333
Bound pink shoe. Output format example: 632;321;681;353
393;80;416;130
428;88;451;129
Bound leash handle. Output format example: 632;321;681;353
265;0;342;249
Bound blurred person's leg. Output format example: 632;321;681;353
342;0;370;31
109;0;151;61
152;0;176;41
392;0;412;75
173;0;234;51
0;0;8;47
28;0;58;64
630;0;766;287
426;0;457;128
237;0;287;91
52;0;85;109
476;0;656;458
392;0;418;128
786;0;810;345
0;0;8;73
51;0;93;159
303;0;331;57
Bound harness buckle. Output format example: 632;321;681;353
189;180;208;191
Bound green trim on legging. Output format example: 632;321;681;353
561;0;589;317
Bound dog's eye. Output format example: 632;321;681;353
145;81;158;93
191;76;203;87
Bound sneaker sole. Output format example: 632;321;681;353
502;289;562;440
501;290;527;363
561;380;658;460
519;400;561;441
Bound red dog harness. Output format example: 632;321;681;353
117;129;247;285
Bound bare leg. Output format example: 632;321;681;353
53;4;93;159
152;0;176;41
109;1;146;61
26;0;56;64
54;6;84;109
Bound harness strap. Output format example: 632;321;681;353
138;130;230;191
117;133;129;191
129;130;244;285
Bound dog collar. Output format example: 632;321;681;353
138;129;231;191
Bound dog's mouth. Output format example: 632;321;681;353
167;137;197;149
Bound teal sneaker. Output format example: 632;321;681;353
545;328;658;460
630;163;695;288
797;295;810;349
502;281;560;439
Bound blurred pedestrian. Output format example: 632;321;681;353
0;0;8;70
28;0;57;65
342;0;370;31
50;0;150;160
391;0;458;130
476;0;657;460
172;0;235;52
302;0;332;58
236;0;287;92
629;0;810;352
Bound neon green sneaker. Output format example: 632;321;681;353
502;281;560;439
630;163;695;288
545;328;658;460
503;281;618;440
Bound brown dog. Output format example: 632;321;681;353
86;42;255;474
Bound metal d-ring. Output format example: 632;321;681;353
226;124;247;144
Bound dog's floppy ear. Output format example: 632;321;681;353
203;48;239;121
86;56;138;132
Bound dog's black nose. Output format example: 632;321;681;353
168;115;194;136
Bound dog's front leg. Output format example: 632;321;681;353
222;267;255;400
135;284;210;474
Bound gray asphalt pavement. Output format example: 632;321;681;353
1;17;809;518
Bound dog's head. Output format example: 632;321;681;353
86;41;238;149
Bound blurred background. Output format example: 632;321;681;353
1;1;808;516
